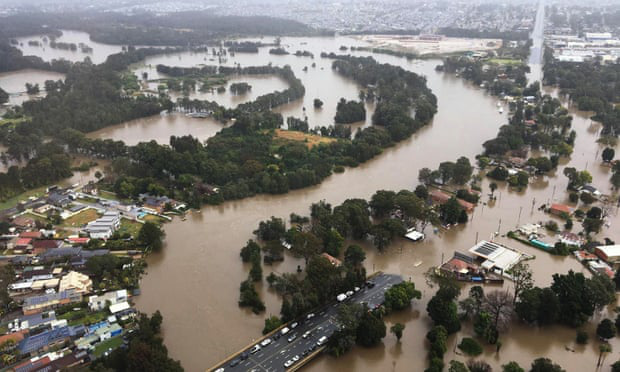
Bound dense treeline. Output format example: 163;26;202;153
543;49;620;138
0;40;72;73
0;12;317;46
334;98;366;123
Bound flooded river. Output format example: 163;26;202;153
0;69;65;106
13;21;620;372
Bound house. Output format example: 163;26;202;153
22;290;82;315
82;182;98;196
95;323;122;341
518;223;539;236
18;326;71;355
47;192;71;208
67;237;90;245
559;231;583;247
8;311;57;332
84;211;120;239
32;240;63;255
580;184;602;197
12;216;35;229
33;204;53;214
58;271;92;295
508;157;527;168
440;252;479;280
19;231;42;240
13;356;52;371
109;301;132;316
549;203;573;216
468;240;523;273
430;190;474;212
15;238;33;253
595;245;620;264
588;260;614;279
320;253;342;267
88;290;128;312
573;250;598;262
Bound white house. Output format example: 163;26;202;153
88;290;128;312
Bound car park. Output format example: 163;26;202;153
260;338;272;347
287;334;297;342
249;345;261;354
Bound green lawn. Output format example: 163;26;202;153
58;309;109;326
118;218;143;238
142;214;166;225
61;209;101;228
99;190;132;204
488;58;524;66
21;212;48;224
93;336;123;358
0;186;48;210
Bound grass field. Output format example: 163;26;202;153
21;212;48;224
488;58;524;66
0;186;48;210
59;309;108;327
274;129;337;149
93;336;124;357
142;214;166;225
118;218;143;238
61;208;101;228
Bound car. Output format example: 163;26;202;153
354;286;360;292
229;358;240;367
316;336;328;346
281;327;290;335
287;334;297;342
260;338;272;347
302;330;312;339
310;344;317;351
284;360;294;368
249;344;261;354
292;355;300;362
336;293;347;302
302;350;309;357
291;322;298;329
306;313;315;320
239;352;249;361
273;333;281;340
215;369;225;372
345;290;354;297
366;281;375;288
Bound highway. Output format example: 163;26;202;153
211;273;403;372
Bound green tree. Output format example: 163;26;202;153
0;87;8;104
602;147;615;163
449;360;470;372
612;361;620;372
356;310;386;347
457;337;482;356
596;318;616;340
489;182;498;197
390;322;405;341
344;244;366;267
384;281;422;312
427;286;461;334
530;358;566;372
598;343;612;367
138;221;165;252
426;325;448;359
240;239;261;262
262;315;282;334
503;361;524;372
254;216;286;241
370;190;397;217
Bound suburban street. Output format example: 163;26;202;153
211;273;403;372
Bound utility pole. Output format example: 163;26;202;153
516;206;523;228
475;231;479;244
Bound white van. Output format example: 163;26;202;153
281;327;290;335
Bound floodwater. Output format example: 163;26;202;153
14;30;124;64
14;24;620;372
0;69;65;106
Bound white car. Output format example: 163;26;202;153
281;327;290;335
306;313;315;320
284;360;294;368
302;330;312;339
287;334;297;342
354;287;360;292
291;322;298;329
260;338;272;347
345;290;354;297
292;355;300;362
249;344;261;354
215;369;225;372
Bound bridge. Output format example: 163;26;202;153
208;273;403;372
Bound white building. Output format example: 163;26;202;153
468;240;523;273
88;290;128;312
84;211;121;239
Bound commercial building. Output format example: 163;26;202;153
595;245;620;264
84;211;121;239
468;240;523;273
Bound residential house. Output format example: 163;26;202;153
430;190;475;213
88;290;128;312
320;253;342;267
18;326;72;355
82;182;98;196
47;192;71;208
33;204;53;215
22;290;82;315
12;216;35;229
559;231;583;247
549;203;573;216
32;240;63;255
8;311;57;332
468;240;523;273
19;231;42;240
58;271;92;295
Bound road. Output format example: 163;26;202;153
527;0;545;83
211;273;403;372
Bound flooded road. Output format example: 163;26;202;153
13;24;620;372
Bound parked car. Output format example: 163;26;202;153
302;330;312;339
281;327;290;335
306;313;315;320
215;368;225;372
365;281;375;288
240;352;249;361
287;334;297;343
284;360;294;368
260;338;272;347
345;290;354;297
316;336;328;346
291;322;298;329
229;358;240;367
249;345;261;354
292;355;300;362
354;286;360;292
337;293;347;302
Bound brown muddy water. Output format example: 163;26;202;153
13;30;620;372
0;69;65;106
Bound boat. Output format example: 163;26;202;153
186;112;210;118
